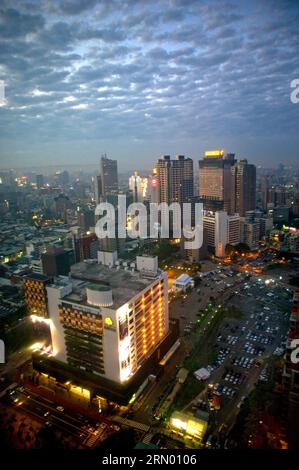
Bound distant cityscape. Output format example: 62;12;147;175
1;0;299;456
0;151;299;450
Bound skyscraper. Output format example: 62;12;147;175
93;175;103;204
199;150;235;212
36;174;44;188
231;159;256;216
155;155;194;236
100;155;118;197
129;171;148;202
156;155;194;205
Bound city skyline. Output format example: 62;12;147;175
1;0;299;455
0;0;299;169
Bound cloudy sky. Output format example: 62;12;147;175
0;0;298;171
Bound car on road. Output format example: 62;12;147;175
56;406;64;412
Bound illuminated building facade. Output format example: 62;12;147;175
199;150;235;212
42;253;169;386
202;211;240;257
23;273;52;318
128;171;148;202
170;411;208;442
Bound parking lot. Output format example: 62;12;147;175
184;273;293;436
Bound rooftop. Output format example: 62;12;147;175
68;261;162;309
24;273;52;282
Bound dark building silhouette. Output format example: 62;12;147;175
100;156;118;197
36;174;44;188
41;246;74;277
231;159;256;216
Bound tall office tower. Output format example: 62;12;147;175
202;211;240;257
77;207;95;231
147;170;159;203
128;171;148;202
36;174;44;188
155;155;193;236
274;187;287;206
231;159;256;216
199;150;235;212
156;155;194;205
282;289;299;448
100;155;118;197
41;246;74;277
30;253;175;406
93;175;103;204
23;273;52;318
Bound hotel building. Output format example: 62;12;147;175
26;252;176;405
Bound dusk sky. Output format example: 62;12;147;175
0;0;299;171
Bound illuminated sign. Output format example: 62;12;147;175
104;317;114;327
204;150;224;158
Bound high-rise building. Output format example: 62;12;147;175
202;211;240;257
199;150;235;212
214;211;240;257
36;174;44;188
239;210;271;249
282;289;299;448
72;233;99;262
147;170;159;204
41;246;74;277
129;171;148;202
156;155;194;205
231;159;256;216
155;155;194;235
100;156;118;197
93;175;103;204
29;253;177;405
77;208;95;231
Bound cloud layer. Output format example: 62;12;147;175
0;0;299;169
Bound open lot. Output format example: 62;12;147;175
181;274;292;445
